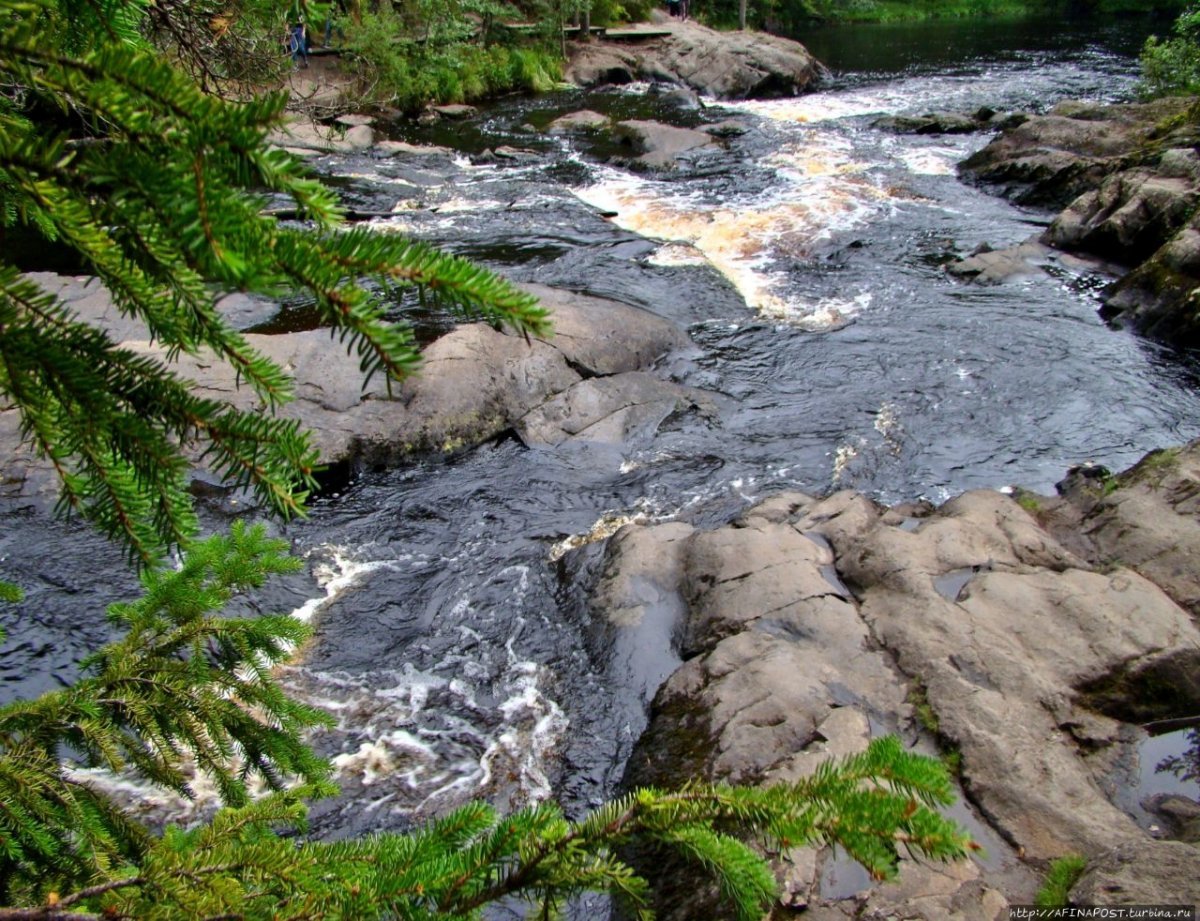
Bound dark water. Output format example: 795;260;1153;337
3;16;1200;838
797;13;1167;76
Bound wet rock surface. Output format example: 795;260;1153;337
595;442;1200;916
953;96;1200;348
0;277;699;506
612;118;718;169
563;19;826;100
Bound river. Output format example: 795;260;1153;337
2;13;1199;849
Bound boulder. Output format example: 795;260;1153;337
945;240;1060;285
955;97;1200;348
613;119;717;168
614;492;1030;919
545;109;610;134
588;521;694;704
1053;441;1200;620
267;115;374;153
958;97;1193;208
0;278;699;505
431;103;477;119
1101;212;1200;346
564;20;826;100
873;112;986;135
374;140;452;157
945;240;1120;287
518;283;691;374
603;444;1200;916
1044;167;1200;264
515;371;712;447
1070;839;1200;905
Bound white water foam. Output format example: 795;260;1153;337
574;129;893;328
71;545;570;828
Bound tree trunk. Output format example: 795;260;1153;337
738;0;747;30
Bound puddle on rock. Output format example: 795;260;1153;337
1109;724;1200;835
933;566;979;602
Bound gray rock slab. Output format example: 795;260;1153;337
545;110;610;134
613;119;717;169
1;277;701;506
514;371;707;447
524;283;690;375
564;20;825;100
804;487;1200;861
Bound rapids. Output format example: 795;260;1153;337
3;13;1199;846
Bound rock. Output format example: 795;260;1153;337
604;443;1200;915
1144;793;1200;842
493;146;538;161
561;45;637;88
957;97;1200;348
588;521;694;703
873;112;985;134
341;124;374;150
611;489;1032;919
1070;839;1200;905
1101;214;1200;346
945;240;1059;284
545;109;610;134
515;372;711;447
520;283;690;374
335;113;375;127
612;119;716;168
1057;441;1200;619
431;103;477;119
1044;167;1200;264
701;119;749;138
0;279;701;505
946;239;1121;286
564;20;826;100
374;140;451;157
958;97;1193;208
267;116;373;153
650;85;704;110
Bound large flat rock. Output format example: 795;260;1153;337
564;20;826;100
596;443;1200;916
0;277;699;506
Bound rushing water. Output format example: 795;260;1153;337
3;16;1200;842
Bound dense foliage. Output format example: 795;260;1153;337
700;0;1185;30
0;0;549;566
1140;3;1200;95
345;3;562;111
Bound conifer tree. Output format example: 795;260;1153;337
0;0;550;567
0;1;978;916
0;526;975;919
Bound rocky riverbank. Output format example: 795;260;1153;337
283;16;825;119
949;96;1200;349
0;274;711;508
563;16;826;100
601;444;1200;916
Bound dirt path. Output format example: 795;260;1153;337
283;52;355;114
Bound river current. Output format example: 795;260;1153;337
3;16;1200;846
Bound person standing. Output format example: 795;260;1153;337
289;20;308;67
